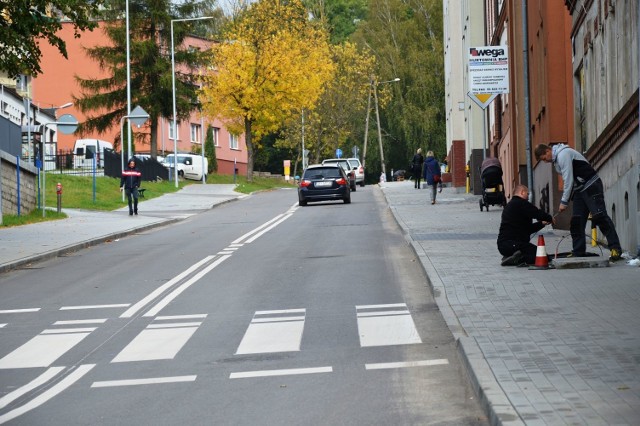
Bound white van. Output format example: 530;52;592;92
73;139;113;168
161;153;208;181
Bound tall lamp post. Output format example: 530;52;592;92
120;107;150;201
363;77;400;180
171;16;215;188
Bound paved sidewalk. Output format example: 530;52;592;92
0;184;240;273
380;180;640;425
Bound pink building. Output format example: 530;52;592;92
31;22;247;176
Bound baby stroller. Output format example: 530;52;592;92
479;157;506;211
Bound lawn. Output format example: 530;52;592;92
1;172;295;227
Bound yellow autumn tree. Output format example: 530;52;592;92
201;0;334;181
277;42;376;168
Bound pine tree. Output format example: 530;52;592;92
73;0;222;158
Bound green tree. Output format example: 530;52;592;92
0;0;103;78
205;125;218;173
73;0;220;157
201;0;334;182
304;0;368;44
351;0;444;172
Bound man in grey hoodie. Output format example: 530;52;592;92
534;143;622;261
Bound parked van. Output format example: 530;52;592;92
161;153;208;181
73;139;113;168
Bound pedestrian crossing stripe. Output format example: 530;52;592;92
356;303;422;347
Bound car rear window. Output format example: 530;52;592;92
304;168;342;179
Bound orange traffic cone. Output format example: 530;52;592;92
529;235;551;270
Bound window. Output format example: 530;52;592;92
230;133;238;150
190;124;201;143
169;121;180;140
213;127;220;146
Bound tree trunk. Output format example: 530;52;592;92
150;117;158;159
245;117;254;182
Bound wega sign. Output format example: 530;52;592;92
469;45;509;95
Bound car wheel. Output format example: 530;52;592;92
178;170;184;177
360;181;365;187
299;198;307;206
352;184;356;192
479;199;483;211
344;194;351;204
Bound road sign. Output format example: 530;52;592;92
336;148;342;158
469;46;509;94
467;92;499;110
57;114;78;134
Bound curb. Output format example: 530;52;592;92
0;218;180;274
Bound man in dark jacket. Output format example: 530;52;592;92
497;184;554;266
120;158;142;215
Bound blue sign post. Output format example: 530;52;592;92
336;148;342;158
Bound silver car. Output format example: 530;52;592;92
322;158;357;191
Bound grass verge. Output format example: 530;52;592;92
1;172;295;227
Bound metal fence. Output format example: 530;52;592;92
27;149;169;181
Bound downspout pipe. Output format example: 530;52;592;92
522;0;534;203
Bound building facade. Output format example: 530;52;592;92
30;22;248;176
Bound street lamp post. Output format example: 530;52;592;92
120;108;150;201
364;77;400;181
171;16;215;188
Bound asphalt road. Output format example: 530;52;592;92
0;187;487;425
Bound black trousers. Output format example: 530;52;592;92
125;187;139;213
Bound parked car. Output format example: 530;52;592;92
347;157;365;187
298;164;351;206
161;153;208;181
321;158;357;191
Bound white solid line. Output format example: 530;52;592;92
0;364;95;425
245;214;293;244
231;214;285;245
53;319;107;325
0;308;40;314
91;375;197;388
155;314;208;320
255;308;306;315
357;311;410;317
224;247;239;251
0;366;65;409
144;255;231;317
229;243;244;247
42;328;97;334
365;359;449;370
146;322;202;329
217;251;234;255
120;256;215;318
60;304;130;311
229;366;332;379
356;303;407;310
252;316;305;323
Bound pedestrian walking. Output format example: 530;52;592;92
497;184;555;266
410;148;424;189
120;158;142;216
534;143;622;260
423;151;441;204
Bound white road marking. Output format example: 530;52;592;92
0;308;40;314
146;322;202;329
41;327;97;334
231;214;286;244
365;359;449;370
53;319;107;325
0;324;5;328
143;255;231;317
245;214;293;244
236;309;306;354
155;314;207;320
60;304;129;310
356;304;422;347
218;251;234;255
111;326;199;362
91;375;196;388
120;256;215;318
229;366;332;379
0;331;93;369
0;366;65;409
0;364;94;425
